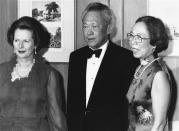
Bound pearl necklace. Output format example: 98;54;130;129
140;59;149;66
134;58;160;79
11;59;35;82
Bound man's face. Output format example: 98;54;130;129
82;11;109;49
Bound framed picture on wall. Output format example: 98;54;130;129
18;0;75;62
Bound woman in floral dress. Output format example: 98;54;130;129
126;16;171;131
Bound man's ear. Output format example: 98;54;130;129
107;23;114;35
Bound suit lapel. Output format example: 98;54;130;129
80;47;90;110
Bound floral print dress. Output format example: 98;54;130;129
126;60;169;131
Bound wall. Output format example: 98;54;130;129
0;0;17;64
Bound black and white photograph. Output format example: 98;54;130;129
0;0;179;131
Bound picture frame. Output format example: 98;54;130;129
18;0;75;62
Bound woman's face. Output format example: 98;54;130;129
128;22;155;59
13;28;35;60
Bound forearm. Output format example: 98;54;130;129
48;71;68;131
49;107;68;131
151;119;167;131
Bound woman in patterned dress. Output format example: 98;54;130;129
126;16;171;131
0;16;67;131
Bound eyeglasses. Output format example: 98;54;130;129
127;33;150;43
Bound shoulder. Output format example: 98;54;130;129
69;46;89;61
0;58;15;73
0;59;16;81
151;60;169;75
152;62;170;93
109;42;139;64
153;70;169;85
108;41;135;57
37;61;60;84
0;61;9;69
35;55;58;76
0;62;8;74
152;70;171;99
70;46;88;56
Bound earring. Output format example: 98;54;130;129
34;47;37;55
152;46;156;53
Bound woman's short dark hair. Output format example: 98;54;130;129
7;16;50;52
136;16;169;54
81;2;112;26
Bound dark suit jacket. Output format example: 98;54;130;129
67;41;139;131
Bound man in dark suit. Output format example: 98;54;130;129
67;2;139;131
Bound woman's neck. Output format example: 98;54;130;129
140;55;156;66
17;57;34;67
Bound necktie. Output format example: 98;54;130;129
87;48;102;58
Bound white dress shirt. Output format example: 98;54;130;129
86;41;108;106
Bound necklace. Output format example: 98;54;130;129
140;59;149;66
134;58;160;79
11;59;35;82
